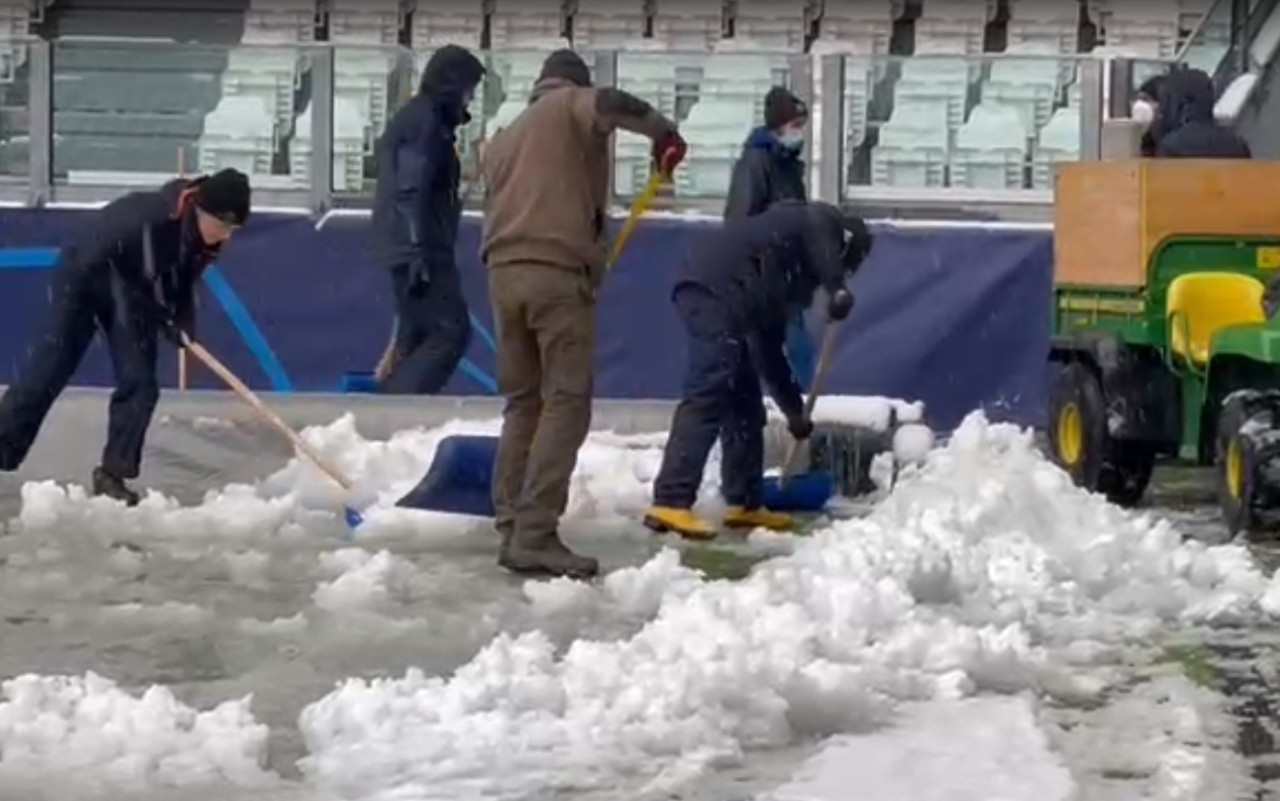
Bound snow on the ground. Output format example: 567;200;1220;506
0;673;276;793
766;694;1074;801
287;414;1277;800
2;399;1279;800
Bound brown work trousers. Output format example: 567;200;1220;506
489;264;595;547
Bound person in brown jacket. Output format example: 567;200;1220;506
481;49;686;579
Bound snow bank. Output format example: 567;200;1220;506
294;413;1274;800
0;673;274;793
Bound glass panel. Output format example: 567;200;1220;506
843;53;1106;192
0;38;29;177
613;49;792;201
50;38;308;188
329;43;416;194
1177;0;1233;76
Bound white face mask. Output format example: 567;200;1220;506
778;129;805;150
1131;99;1156;127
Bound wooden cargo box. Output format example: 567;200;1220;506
1054;161;1280;289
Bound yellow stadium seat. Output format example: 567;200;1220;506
1167;272;1266;365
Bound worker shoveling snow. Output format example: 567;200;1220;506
3;411;1278;800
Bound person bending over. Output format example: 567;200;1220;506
644;200;873;540
0;169;250;504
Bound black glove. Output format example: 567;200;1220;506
407;259;431;291
827;288;854;322
787;412;814;441
159;316;186;347
841;217;874;275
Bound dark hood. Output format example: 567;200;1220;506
744;125;801;162
1153;68;1217;141
418;44;485;123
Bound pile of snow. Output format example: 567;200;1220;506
7;403;1280;799
0;673;274;793
293;414;1277;800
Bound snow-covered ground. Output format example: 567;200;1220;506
0;400;1277;800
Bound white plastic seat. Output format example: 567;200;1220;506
731;0;807;51
291;95;365;191
672;97;753;197
895;55;971;135
571;0;649;49
491;0;566;47
410;0;483;49
951;102;1027;189
243;0;315;43
198;95;277;178
223;46;301;135
1031;104;1080;189
651;0;724;50
327;0;400;44
333;49;396;147
981;44;1062;136
872;100;949;187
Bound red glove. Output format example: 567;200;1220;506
653;129;687;175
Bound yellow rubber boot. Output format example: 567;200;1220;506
723;506;794;532
643;506;718;541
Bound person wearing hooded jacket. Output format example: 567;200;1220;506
1131;74;1164;157
481;49;687;579
0;169;250;505
644;200;874;541
370;44;486;394
1146;67;1250;159
723;86;818;391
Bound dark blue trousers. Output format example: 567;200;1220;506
652;285;766;510
380;262;472;394
0;262;159;478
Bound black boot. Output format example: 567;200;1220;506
92;467;140;507
500;531;599;579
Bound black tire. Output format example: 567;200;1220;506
1217;394;1267;535
1048;361;1156;507
1049;362;1109;491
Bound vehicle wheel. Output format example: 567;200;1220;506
1217;394;1270;535
1049;362;1109;492
1049;361;1155;507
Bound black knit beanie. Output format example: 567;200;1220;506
764;86;807;130
538;49;592;88
195;168;251;226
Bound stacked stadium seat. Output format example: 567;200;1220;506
0;0;1239;194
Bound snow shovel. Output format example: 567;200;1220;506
776;318;843;492
181;334;365;529
396;173;667;518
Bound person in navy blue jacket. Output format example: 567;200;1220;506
1147;67;1251;159
724;87;818;391
370;44;486;394
644;200;873;540
0;169;250;504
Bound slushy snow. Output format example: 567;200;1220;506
1;400;1278;800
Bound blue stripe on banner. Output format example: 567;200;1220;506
201;265;294;392
0;248;58;269
458;357;497;393
469;312;497;353
0;247;294;392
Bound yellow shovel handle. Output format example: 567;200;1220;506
608;171;666;269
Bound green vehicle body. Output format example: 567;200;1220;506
1051;237;1280;467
